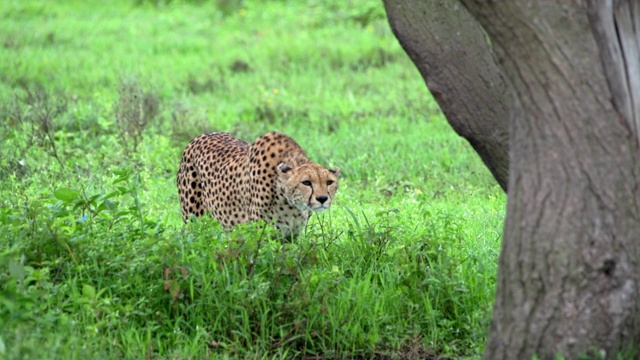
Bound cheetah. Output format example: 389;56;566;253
177;131;340;237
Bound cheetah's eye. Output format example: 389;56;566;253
302;180;312;187
327;180;334;186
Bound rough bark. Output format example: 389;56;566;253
384;0;640;358
459;1;640;358
383;0;511;191
587;0;640;141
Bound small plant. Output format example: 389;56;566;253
186;73;224;95
216;0;244;17
169;99;211;145
2;86;67;168
229;59;251;73
114;77;161;152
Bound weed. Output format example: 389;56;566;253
1;86;67;168
229;59;252;73
168;99;211;145
351;48;398;71
114;77;161;152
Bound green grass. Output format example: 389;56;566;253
0;0;505;358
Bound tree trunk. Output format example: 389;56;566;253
383;0;511;191
384;0;640;358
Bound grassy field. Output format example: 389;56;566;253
0;0;505;358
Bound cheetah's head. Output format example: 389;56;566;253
276;163;340;212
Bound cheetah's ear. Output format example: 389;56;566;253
329;167;341;176
277;163;293;175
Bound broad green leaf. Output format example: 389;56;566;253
82;284;96;299
9;259;25;282
54;188;80;202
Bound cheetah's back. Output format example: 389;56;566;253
177;132;250;227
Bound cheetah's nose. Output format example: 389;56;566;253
316;195;328;204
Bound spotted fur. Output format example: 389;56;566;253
177;132;340;237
